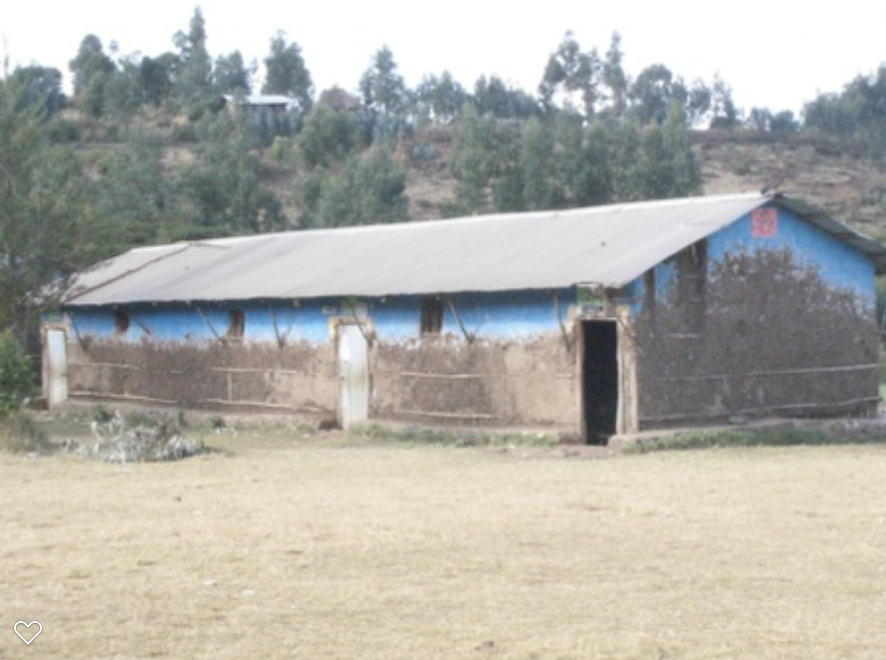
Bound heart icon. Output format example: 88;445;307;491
14;621;42;645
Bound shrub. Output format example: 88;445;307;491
0;411;54;454
170;122;198;144
347;423;554;447
624;428;851;454
0;330;35;418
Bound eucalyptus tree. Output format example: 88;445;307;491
262;32;313;114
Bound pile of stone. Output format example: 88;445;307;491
76;416;204;463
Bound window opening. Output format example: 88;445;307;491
420;297;443;335
228;309;245;340
113;308;130;336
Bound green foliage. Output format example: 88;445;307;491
348;423;555;447
555;115;613;207
295;108;358;169
473;75;540;120
770;110;799;134
173;8;214;113
489;127;523;213
448;107;504;213
606;107;700;202
628;64;686;125
46;118;81;144
139;53;178;107
519;117;558;210
539;31;601;118
94;128;173;247
359;46;408;119
262;32;313;114
623;427;879;454
414;72;467;125
685;79;713;126
746;107;799;134
661;103;702;195
447;101;698;215
602;32;627;118
10;66;65;120
803;93;856;136
175;113;285;235
0;330;34;417
0;411;54;453
68;34;115;118
803;65;886;155
104;55;144;131
307;144;408;228
0;79;94;336
709;75;740;129
241;106;301;148
214;51;253;96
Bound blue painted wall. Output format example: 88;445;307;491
625;203;876;315
707;204;874;301
68;299;335;344
373;290;573;342
65;288;574;345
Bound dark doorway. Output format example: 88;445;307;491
581;320;619;444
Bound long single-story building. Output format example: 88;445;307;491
44;192;886;443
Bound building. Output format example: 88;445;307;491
44;192;886;443
220;94;298;114
316;87;362;113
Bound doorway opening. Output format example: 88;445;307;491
581;320;619;445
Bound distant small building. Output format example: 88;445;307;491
316;87;362;113
221;94;297;114
45;193;886;443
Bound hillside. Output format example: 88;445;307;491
72;115;886;242
399;129;886;239
694;132;886;240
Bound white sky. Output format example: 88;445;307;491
3;0;885;116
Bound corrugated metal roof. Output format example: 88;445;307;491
63;192;886;306
222;94;296;107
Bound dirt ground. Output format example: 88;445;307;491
2;426;886;659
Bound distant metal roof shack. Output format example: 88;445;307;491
221;94;297;109
63;192;886;306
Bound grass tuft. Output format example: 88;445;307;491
347;423;555;447
0;411;58;454
624;427;883;454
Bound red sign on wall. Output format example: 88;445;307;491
751;208;778;237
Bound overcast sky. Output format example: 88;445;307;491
3;0;885;115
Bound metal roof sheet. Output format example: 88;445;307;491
63;192;886;306
222;94;296;107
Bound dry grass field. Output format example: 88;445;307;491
2;427;886;659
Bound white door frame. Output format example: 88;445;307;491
337;323;369;429
42;325;68;409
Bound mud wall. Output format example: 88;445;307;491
368;290;578;428
633;207;879;428
371;335;577;428
66;339;338;415
63;289;582;429
65;299;341;415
